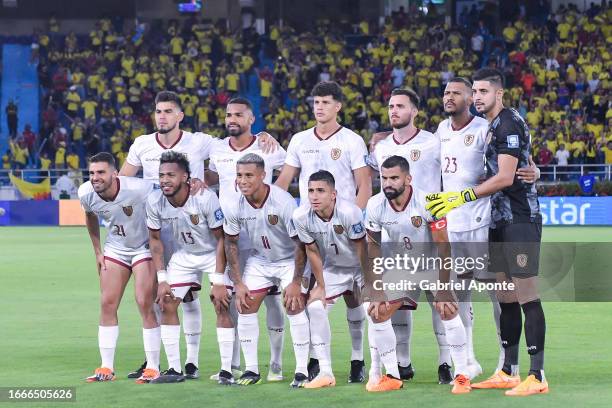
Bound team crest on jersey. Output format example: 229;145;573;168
464;134;475;146
190;214;200;225
268;214;279;225
411;216;423;228
516;254;528;268
333;224;344;234
122;206;133;216
410;149;420;161
330;148;342;160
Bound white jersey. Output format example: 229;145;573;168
209;135;286;205
223;184;297;263
285;126;368;203
437;116;491;232
366;188;442;270
292;199;365;269
368;129;441;192
126;131;216;182
146;188;224;256
78;176;154;251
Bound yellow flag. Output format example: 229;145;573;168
9;173;51;200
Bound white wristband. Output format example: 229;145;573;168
157;270;167;283
210;273;224;285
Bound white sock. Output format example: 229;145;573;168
391;309;412;367
307;300;332;375
182;298;201;366
365;308;381;380
427;292;451;366
216;327;235;373
264;294;285;368
230;297;241;369
488;289;505;371
238;313;259;374
160;324;181;371
442;315;469;377
98;325;118;371
142;326;161;370
287;311;310;375
374;319;400;378
346;306;365;361
457;289;476;363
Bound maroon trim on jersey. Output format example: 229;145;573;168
132;257;152;268
104;256;131;270
168;184;190;208
326;289;352;301
390;297;418;309
97;178;120;202
392;128;420;145
314;126;343;141
245;184;270;209
303;240;317;245
350;236;365;242
224;232;240;237
148;227;161;231
450;115;475;131
210;225;223;231
387;186;412;212
156;131;183;149
249;286;275;294
314;204;335;222
229;135;256;151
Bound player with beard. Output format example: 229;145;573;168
206;97;288;382
367;88;450;384
146;151;233;384
427;68;548;396
79;153;159;384
437;77;539;378
120;91;278;380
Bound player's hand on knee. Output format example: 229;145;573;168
256;131;279;153
156;282;174;310
210;284;230;311
368;301;390;321
96;254;107;274
189;178;208;195
283;281;304;312
235;282;252;313
308;285;326;307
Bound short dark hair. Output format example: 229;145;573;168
472;68;505;88
227;97;253;111
89;152;116;168
381;155;410;174
160;151;190;178
390;88;420;108
155;90;182;111
308;170;335;188
448;77;473;89
311;81;343;102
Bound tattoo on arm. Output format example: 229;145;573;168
224;234;242;284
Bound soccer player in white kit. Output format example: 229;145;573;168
222;154;311;388
275;81;371;383
364;155;472;394
437;77;540;378
292;170;369;389
119;91;279;379
207;97;287;382
368;88;450;383
146;151;233;384
79;153;159;384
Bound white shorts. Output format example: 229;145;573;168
104;244;151;271
448;226;494;281
312;266;362;302
168;251;232;300
242;257;300;294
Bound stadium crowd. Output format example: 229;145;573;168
3;2;612;174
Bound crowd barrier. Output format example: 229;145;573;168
1;197;612;227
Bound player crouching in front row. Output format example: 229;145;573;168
146;151;235;384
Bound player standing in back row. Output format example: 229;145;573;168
426;68;548;396
275;81;371;383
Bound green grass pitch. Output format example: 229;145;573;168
1;226;610;407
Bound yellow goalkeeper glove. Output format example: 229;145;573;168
425;188;477;219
